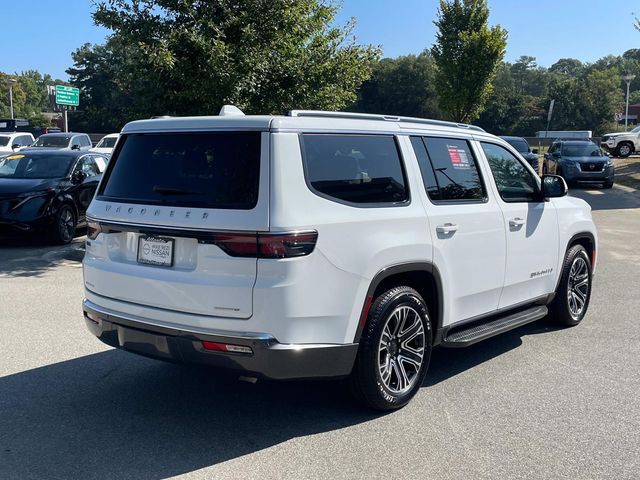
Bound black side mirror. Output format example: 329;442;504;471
71;170;87;184
71;144;81;150
12;144;21;150
531;148;539;154
542;174;567;198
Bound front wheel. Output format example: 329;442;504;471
50;204;77;245
615;143;633;158
350;286;432;411
549;245;592;326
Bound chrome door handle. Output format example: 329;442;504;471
436;223;458;234
509;217;526;228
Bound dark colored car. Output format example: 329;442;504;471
0;150;107;243
500;136;539;172
543;140;614;188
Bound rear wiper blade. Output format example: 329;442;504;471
152;185;204;196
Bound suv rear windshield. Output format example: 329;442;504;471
98;132;261;209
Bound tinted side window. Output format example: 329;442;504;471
410;136;441;200
481;143;539;202
301;134;408;205
81;136;92;147
422;137;485;201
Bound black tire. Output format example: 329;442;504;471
350;286;432;411
603;180;614;189
50;204;77;245
549;245;592;326
615;142;633;158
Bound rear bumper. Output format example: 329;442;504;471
82;299;358;380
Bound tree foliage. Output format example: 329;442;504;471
352;51;441;118
68;0;380;131
431;0;507;123
0;70;62;126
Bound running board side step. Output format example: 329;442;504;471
442;306;548;348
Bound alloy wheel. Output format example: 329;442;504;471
619;144;631;157
58;208;75;243
567;256;589;318
378;305;425;395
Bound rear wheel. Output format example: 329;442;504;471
549;245;592;326
350;286;432;411
50;204;76;245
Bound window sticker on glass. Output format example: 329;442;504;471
448;145;470;169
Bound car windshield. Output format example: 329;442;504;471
0;153;75;178
561;144;603;157
0;136;10;147
97;137;117;148
506;139;529;153
630;126;640;134
33;136;71;148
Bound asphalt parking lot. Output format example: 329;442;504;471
0;186;639;480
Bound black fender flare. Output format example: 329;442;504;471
353;262;444;344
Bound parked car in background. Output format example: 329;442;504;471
25;133;93;151
600;125;640;158
90;133;119;156
0;132;35;153
544;139;614;188
0;150;105;243
500;136;539;172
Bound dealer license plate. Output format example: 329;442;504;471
137;235;174;267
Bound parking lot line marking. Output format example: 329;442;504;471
584;190;604;195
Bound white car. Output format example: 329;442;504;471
0;132;35;153
25;132;93;151
82;107;597;410
601;125;640;158
90;133;119;155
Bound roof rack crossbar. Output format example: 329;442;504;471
288;110;485;132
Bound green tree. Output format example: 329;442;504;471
352;51;441;118
549;58;584;77
431;0;507;123
68;0;380;131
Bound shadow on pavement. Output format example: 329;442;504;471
0;233;85;277
569;185;640;211
0;320;564;480
426;320;564;386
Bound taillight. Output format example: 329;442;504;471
258;231;318;258
87;221;102;240
212;231;318;258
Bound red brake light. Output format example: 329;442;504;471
211;231;318;258
87;221;102;240
258;231;318;258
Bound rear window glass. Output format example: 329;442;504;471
98;132;261;209
301;134;408;205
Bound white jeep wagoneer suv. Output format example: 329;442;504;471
82;107;597;410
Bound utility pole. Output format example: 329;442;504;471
623;74;636;131
5;78;17;119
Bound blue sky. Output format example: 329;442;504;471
1;0;638;79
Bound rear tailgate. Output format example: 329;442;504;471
84;130;270;320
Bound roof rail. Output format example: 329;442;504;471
288;110;485;132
